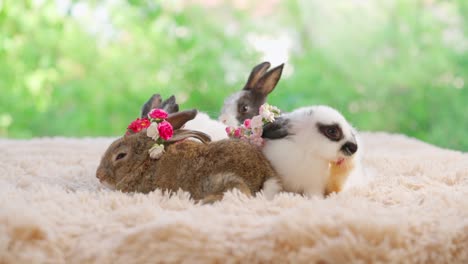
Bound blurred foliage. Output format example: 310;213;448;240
0;0;467;151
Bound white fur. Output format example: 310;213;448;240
219;91;245;127
184;91;246;141
261;178;283;200
262;105;359;197
184;112;228;141
100;181;116;190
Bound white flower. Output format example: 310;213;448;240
259;105;273;122
250;115;264;129
146;122;160;140
269;105;281;116
259;103;281;123
149;144;165;159
262;110;275;122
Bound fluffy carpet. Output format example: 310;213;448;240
0;132;467;264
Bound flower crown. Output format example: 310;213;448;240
126;109;174;159
225;103;281;147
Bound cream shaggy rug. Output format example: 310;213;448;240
1;132;467;264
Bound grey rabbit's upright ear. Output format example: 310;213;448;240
254;63;284;96
166;109;198;130
244;61;271;91
141;94;179;118
141;94;162;118
262;117;290;139
160;95;179;114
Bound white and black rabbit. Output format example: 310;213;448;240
261;106;360;197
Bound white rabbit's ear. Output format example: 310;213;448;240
244;61;271;90
166;109;198;130
254;63;284;96
141;94;162;118
262;117;290;139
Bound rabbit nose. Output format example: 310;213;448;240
341;142;358;156
96;167;105;180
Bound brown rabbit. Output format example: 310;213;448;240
96;109;282;204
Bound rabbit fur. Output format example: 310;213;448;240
97;109;282;204
181;61;284;140
262;105;360;197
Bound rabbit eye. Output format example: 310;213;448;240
317;123;343;141
239;104;249;114
115;153;127;161
327;128;337;137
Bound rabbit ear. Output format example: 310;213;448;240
262;117;290;139
141;94;162;118
168;129;211;144
160;95;179;114
243;62;271;90
254;63;284;96
166;109;198;130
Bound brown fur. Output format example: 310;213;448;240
96;110;279;203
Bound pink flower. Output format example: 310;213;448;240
250;115;263;129
225;126;234;135
148;109;168;120
127;118;151;133
252;126;263;137
233;128;242;138
157;121;173;140
243;119;251;129
249;134;264;147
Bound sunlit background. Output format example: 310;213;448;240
1;0;467;150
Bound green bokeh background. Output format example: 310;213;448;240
1;0;467;151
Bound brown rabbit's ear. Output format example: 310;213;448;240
244;61;271;90
167;129;211;144
160;95;179;114
254;63;284;96
166;109;197;130
141;94;162;118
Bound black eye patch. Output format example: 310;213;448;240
317;123;343;141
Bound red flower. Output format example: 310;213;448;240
127;118;151;133
157;120;173;140
139;118;151;128
148;109;168;119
